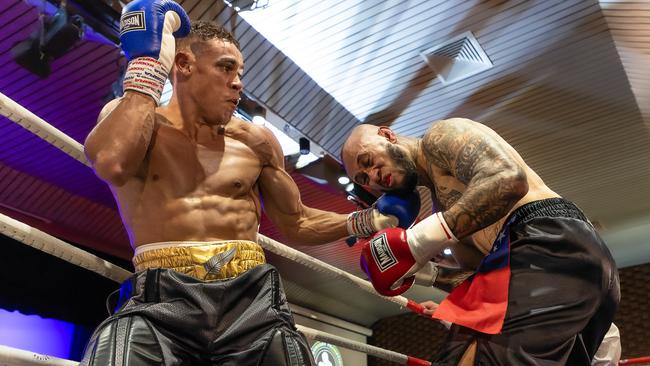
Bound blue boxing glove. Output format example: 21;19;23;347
120;0;191;104
376;190;421;229
347;190;421;237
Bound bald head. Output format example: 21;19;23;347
341;124;417;192
341;124;391;174
342;124;382;162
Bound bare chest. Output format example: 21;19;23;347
145;128;262;197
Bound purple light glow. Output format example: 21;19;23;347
0;308;76;359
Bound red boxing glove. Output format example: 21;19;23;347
360;228;418;296
360;212;458;296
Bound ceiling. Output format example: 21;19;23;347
1;0;649;328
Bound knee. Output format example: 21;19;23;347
80;315;165;366
457;340;477;366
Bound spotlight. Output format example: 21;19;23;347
299;137;310;155
237;93;267;122
346;195;366;209
253;107;266;119
224;0;269;12
11;6;84;78
443;248;452;256
345;183;354;192
338;176;350;185
252;115;266;125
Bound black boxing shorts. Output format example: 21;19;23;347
432;198;620;366
80;263;315;366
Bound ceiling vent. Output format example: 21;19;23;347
420;31;493;85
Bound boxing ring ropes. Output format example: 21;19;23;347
0;91;433;366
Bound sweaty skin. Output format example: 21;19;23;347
85;38;348;250
342;119;560;255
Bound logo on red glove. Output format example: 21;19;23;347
369;233;398;272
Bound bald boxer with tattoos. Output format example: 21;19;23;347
342;121;619;366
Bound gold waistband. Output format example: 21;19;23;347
132;241;266;281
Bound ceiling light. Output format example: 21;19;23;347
224;0;269;12
12;6;84;78
299;137;310;155
443;248;452;256
295;153;319;169
345;183;354;192
252;115;266;125
338;176;350;185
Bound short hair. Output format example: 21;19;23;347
176;20;241;51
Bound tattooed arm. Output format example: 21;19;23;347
421;118;528;239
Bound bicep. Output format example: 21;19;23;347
84;98;120;155
259;165;303;219
97;98;123;125
85;98;123;147
257;127;304;222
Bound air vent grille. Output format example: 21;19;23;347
420;31;493;85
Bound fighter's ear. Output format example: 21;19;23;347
174;51;193;76
378;126;397;143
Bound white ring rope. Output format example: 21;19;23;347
0;329;431;366
0;345;78;366
0;93;90;167
0;91;431;364
297;325;431;366
0;212;132;283
257;234;418;310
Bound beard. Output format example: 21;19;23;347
385;143;418;193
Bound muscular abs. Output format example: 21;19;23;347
114;118;265;247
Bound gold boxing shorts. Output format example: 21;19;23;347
132;240;266;281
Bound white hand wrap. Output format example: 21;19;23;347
123;57;168;103
122;12;182;104
347;208;398;237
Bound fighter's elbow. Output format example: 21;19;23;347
502;167;529;200
90;153;131;187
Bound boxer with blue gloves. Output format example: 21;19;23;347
341;123;619;366
83;1;428;364
120;0;190;104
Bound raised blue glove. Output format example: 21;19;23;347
120;0;191;104
375;190;421;229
